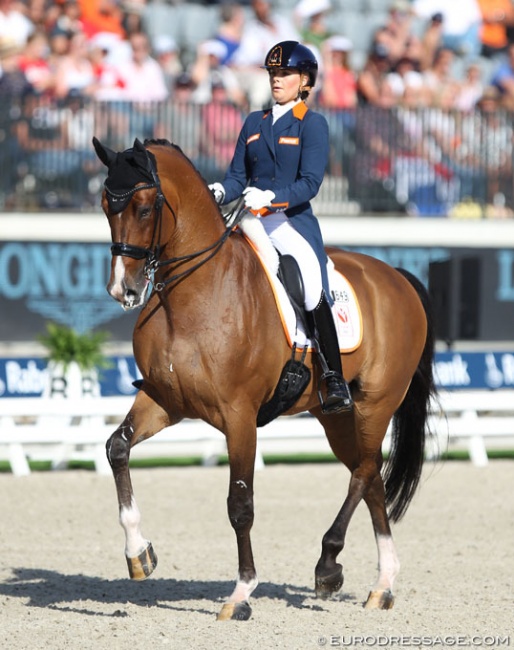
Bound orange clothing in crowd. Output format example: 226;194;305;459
78;0;125;38
478;0;512;49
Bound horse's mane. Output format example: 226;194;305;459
144;138;184;156
143;138;225;218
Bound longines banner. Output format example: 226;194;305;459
0;241;513;342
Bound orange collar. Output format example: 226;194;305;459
292;102;308;121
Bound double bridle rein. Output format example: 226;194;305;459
106;154;240;292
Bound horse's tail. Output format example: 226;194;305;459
383;268;437;523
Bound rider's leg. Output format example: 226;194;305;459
309;292;353;413
263;216;353;413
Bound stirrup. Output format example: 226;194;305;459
317;371;353;414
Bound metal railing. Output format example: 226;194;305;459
1;96;512;217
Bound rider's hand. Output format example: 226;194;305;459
208;182;225;204
243;187;275;211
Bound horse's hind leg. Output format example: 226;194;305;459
314;460;371;599
362;470;399;609
106;393;169;580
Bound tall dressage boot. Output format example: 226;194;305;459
309;293;353;414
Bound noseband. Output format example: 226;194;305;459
107;145;240;291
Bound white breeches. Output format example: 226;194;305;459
262;213;323;311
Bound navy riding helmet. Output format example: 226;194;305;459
262;40;318;88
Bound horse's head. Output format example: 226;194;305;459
93;137;163;310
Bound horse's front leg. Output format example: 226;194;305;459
217;422;258;621
106;391;170;580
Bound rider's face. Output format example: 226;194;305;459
268;69;305;104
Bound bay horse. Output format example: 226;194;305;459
93;136;436;621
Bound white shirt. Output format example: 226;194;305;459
272;99;301;124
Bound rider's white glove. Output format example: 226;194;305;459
208;182;225;204
243;187;275;211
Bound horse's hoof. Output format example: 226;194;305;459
315;564;344;599
364;589;394;610
217;601;252;621
126;542;158;581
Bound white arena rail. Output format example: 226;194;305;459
0;390;513;476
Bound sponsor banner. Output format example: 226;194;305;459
1;241;513;341
0;356;141;398
1;352;514;397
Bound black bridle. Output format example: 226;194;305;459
107;150;243;292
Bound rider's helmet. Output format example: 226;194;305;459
262;40;318;89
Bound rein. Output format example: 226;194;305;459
108;151;245;291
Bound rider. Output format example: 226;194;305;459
209;40;353;414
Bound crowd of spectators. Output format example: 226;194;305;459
1;0;514;213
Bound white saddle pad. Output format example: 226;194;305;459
259;254;363;353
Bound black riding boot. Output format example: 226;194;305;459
310;293;353;414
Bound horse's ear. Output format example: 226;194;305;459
92;136;116;167
133;138;146;153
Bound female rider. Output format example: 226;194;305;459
209;40;352;413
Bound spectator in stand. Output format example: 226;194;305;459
79;0;125;39
116;31;168;102
14;89;87;206
88;35;129;149
88;34;126;101
294;0;332;51
454;61;484;111
356;42;393;105
116;30;168;140
54;0;84;39
48;26;73;69
491;41;514;101
197;76;244;184
157;71;201;160
26;0;61;33
386;54;425;102
318;35;356;111
419;11;444;71
412;0;482;61
153;34;181;94
121;0;146;38
351;78;410;211
477;0;514;60
191;39;246;109
53;31;96;99
18;29;54;96
422;46;455;104
214;2;246;66
0;0;34;46
0;36;31;99
231;0;299;109
379;0;416;67
318;35;356;177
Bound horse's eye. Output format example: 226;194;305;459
139;207;152;219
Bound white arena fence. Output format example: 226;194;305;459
1;390;513;476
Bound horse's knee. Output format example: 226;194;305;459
227;488;254;532
106;427;131;469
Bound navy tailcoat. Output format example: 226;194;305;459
222;101;331;298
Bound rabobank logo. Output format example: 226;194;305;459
434;352;514;389
433;354;471;387
0;242;123;333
